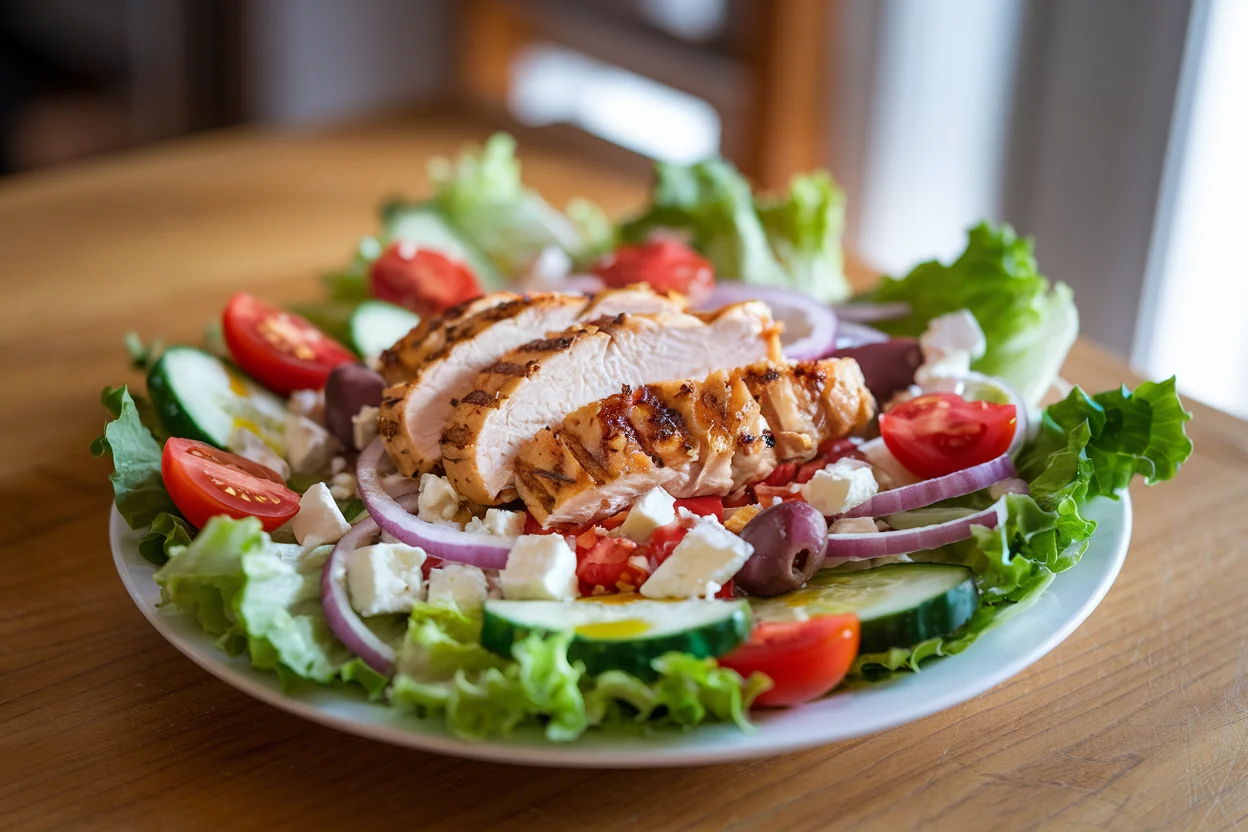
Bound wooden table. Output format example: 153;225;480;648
2;116;1246;831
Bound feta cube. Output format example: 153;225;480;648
426;563;489;612
859;437;921;489
329;471;357;502
227;426;291;481
345;543;427;616
485;508;526;537
917;309;986;382
800;458;879;515
828;517;879;535
499;535;579;601
417;474;462;526
286;388;325;421
291;482;351;547
285;412;340;475
351;405;380;452
615;487;677;542
640;516;753;600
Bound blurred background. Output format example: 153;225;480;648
0;0;1243;418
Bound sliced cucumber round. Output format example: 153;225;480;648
481;598;751;679
349;300;420;362
147;346;287;449
751;563;978;653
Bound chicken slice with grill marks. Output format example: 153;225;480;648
441;301;781;505
378;292;519;385
513;359;873;528
376;286;690;477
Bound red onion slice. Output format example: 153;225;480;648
842;454;1016;519
321;513;397;675
356;439;513;569
833;301;911;323
826;501;1003;562
703;283;838;361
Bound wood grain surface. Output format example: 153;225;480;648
2;116;1246;832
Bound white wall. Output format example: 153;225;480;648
245;0;451;126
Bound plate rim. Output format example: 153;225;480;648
110;494;1131;768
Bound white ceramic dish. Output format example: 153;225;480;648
110;494;1130;768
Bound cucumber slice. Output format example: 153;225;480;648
481;598;752;679
147;346;287;449
348;300;421;362
382;201;503;289
751;563;978;653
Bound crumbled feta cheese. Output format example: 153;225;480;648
227;426;291;481
291;482;351;547
499;535;579;601
616;487;677;542
329;471;357;502
287;388;325;422
285;412;340;475
640;515;753;600
426;563;489;612
330;455;347;476
916;309;986;383
417;474;462;526
346;543;427;616
352;405;380;451
800;458;879;515
482;508;525;537
859;437;921;489
828;516;879;535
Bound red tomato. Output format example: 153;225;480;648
762;463;797;487
647;522;690;569
673;496;724;522
222;293;356;395
718;615;860;707
369;243;482;318
795;439;864;484
879;393;1017;479
161;437;299;532
752;482;803;505
577;536;647;592
593;241;715;303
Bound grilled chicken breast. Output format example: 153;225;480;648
440;302;782;505
378;292;518;385
515;358;874;528
378;286;689;477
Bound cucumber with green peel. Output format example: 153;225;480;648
348;300;421;362
382;201;504;289
147;346;287;450
481;598;752;679
751;563;978;653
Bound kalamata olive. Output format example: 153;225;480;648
833;339;923;403
324;363;385;449
735;501;829;596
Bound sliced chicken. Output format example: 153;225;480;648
378;292;518;385
441;302;782;505
378;286;690;477
515;359;874;528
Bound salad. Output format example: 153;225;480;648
95;134;1194;742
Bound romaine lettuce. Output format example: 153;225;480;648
92;385;178;528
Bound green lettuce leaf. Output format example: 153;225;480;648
138;511;193;566
153;516;385;694
855;378;1193;679
391;603;768;742
873;222;1079;406
620;159;851;302
91;385;177;528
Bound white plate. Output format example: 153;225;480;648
111;495;1130;768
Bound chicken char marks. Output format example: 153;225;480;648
515;358;875;528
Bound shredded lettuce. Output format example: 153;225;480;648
620;159;851;302
872;222;1078;407
391;602;768;742
92;385;177;528
855;378;1192;679
154;516;388;697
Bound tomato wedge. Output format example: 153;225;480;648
879;392;1017;479
222;293;356;395
577;536;647;593
369;242;482;318
593;240;715;303
672;496;724;522
162;437;299;532
718;615;860;707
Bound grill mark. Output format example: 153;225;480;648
531;464;577;484
633;385;694;453
520;335;576;353
764;431;776;448
461;389;499;408
441;423;474;449
377;417;400;439
380;395;403;406
485;361;528;377
514;464;558;511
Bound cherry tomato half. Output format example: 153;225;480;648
879;392;1017;479
161;437;299;532
369;242;482;319
718;615;860;707
673;496;724;522
222;293;356;395
577;535;647;593
593;240;715;303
